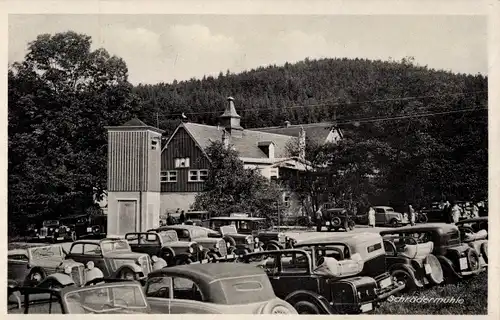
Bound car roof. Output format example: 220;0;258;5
186;211;209;214
380;223;459;235
150;263;265;283
295;232;381;246
155;225;209;231
209;216;266;221
373;206;394;209
73;238;124;245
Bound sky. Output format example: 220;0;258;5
8;14;487;85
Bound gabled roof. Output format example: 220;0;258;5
105;118;165;134
180;122;297;158
249;122;338;145
123;118;148;127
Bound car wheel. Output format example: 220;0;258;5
119;268;136;280
207;252;219;263
294;301;321;314
390;219;399;227
343;220;349;231
27;269;45;285
466;248;480;272
481;242;488;263
391;269;416;292
176;257;193;265
419;214;428;223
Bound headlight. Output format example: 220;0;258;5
34;229;38;232
152;255;159;262
64;266;72;274
215;242;220;249
246;237;252;244
189;246;194;253
86;261;95;270
55;228;59;232
49;228;53;231
226;242;230;248
255;237;259;243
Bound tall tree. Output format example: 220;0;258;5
191;141;282;220
8;31;139;233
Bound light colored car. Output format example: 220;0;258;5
8;244;86;287
144;263;297;314
65;238;157;280
374;206;409;227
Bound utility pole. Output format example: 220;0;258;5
138;140;143;232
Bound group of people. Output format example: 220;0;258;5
159;208;186;226
439;200;485;223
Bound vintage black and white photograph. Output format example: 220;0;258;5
6;2;494;316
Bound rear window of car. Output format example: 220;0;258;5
219;275;275;304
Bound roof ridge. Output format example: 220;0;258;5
249;122;334;130
245;128;299;139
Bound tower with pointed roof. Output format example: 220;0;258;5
219;96;243;138
104;118;164;236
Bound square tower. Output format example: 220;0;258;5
105;118;164;236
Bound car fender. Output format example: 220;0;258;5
437;255;462;279
160;246;176;260
266;240;283;249
115;263;142;276
284;290;334;314
41;273;75;287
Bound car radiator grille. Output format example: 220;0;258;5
218;239;228;256
71;265;85;286
39;229;48;237
139;256;152;275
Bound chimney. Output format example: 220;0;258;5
298;126;306;159
284;120;291;127
222;130;230;149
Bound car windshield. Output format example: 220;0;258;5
386;208;394;212
100;240;131;254
220;225;238;235
219;275;276;305
64;284;148;314
190;228;208;239
158;230;178;242
43;220;59;227
30;245;64;260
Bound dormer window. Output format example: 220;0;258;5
175;157;190;168
258;141;275;159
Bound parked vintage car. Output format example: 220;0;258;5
241;246;392;314
8;280;151;314
60;214;107;240
184;211;211;227
125;231;205;265
208;216;265;255
455;217;488;264
148;225;229;261
144;263;297;314
319;207;356;232
33;220;76;242
289;233;404;308
8;244;87;287
373;206;409;227
381;234;444;291
65;238;155;280
380;224;484;282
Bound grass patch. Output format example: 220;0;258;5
375;273;488;314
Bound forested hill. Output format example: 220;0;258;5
133;57;487;135
133;57;488;204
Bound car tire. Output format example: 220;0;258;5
425;254;444;285
391;269;416;292
390;219;399;227
466;248;480;272
119;268;136;280
332;217;341;227
176;256;193;265
480;242;488;263
223;236;236;248
418;214;428;223
293;301;321;314
265;242;281;251
27;269;46;285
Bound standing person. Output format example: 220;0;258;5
409;204;416;226
443;201;451;223
472;203;479;218
166;213;174;226
179;210;186;224
368;206;376;228
478;202;486;217
315;204;323;232
451;203;461;223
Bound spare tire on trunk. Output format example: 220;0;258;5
424;254;444;285
466;248;480;272
481;242;488;263
332;217;341;227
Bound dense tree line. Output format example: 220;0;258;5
134;56;488;210
9;31;487;235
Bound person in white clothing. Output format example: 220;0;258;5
368;207;376;227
